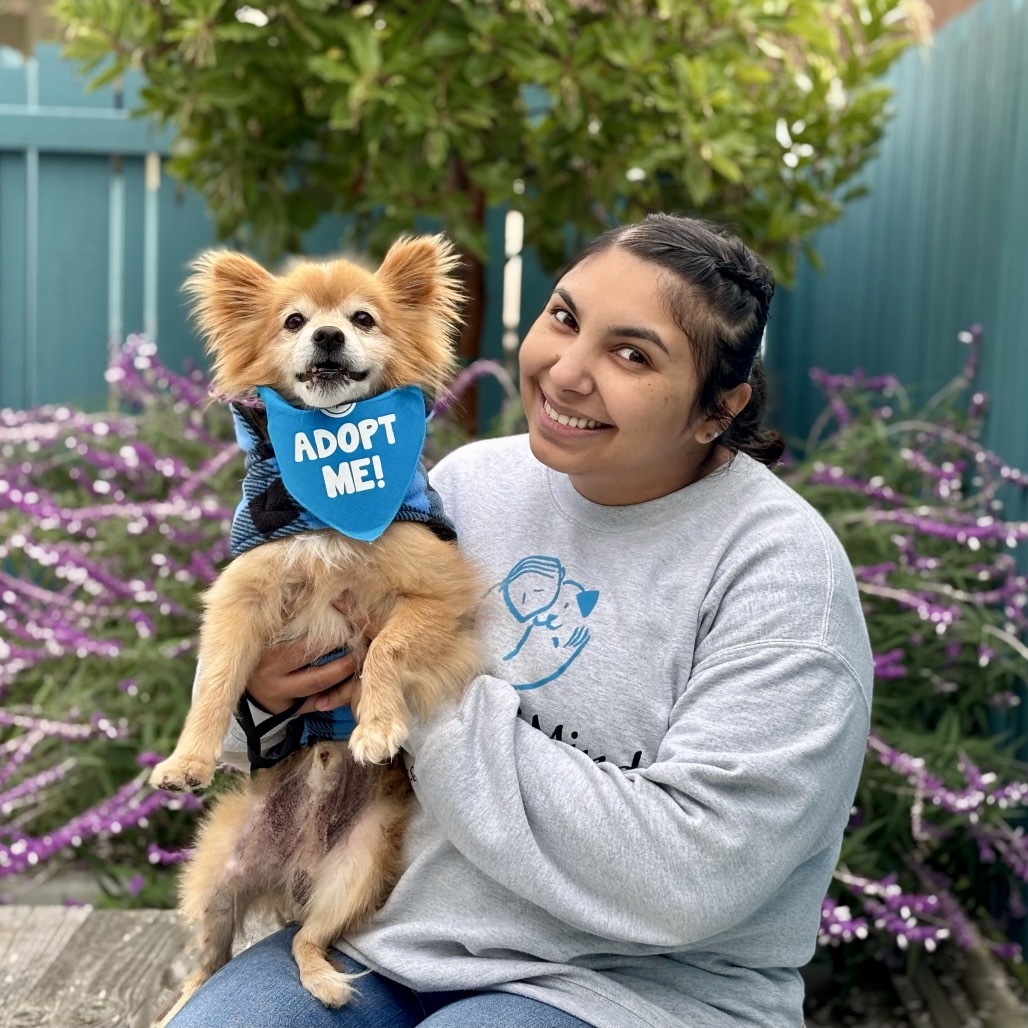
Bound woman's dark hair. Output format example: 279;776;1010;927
561;214;785;466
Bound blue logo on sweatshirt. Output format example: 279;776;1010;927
487;555;598;690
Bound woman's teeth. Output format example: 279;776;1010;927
543;398;604;429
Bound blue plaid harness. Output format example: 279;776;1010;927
228;399;456;770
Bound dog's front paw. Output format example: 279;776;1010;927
348;720;407;765
300;965;356;1008
149;755;215;792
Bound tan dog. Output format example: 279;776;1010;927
151;236;480;1024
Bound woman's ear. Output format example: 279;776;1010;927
693;382;752;443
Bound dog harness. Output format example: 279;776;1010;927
227;388;456;769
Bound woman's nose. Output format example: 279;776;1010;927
548;338;593;393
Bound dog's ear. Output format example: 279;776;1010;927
184;251;278;397
184;251;275;333
375;235;465;320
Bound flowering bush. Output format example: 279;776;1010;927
0;328;1024;989
0;337;231;904
783;326;1028;982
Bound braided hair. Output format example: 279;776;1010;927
561;214;785;466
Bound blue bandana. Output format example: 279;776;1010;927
228;387;455;559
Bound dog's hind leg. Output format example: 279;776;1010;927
150;548;292;791
292;794;408;1007
156;791;262;1026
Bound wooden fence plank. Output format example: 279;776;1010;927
35;153;112;407
35;44;117;111
0;151;29;408
0;108;172;155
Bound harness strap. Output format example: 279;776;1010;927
233;646;357;771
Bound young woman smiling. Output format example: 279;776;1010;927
519;241;755;505
168;215;872;1028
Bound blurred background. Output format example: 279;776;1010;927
1;1;1026;1024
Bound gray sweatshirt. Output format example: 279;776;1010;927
226;434;873;1027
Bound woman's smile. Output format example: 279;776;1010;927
539;393;610;433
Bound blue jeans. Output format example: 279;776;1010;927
167;927;593;1028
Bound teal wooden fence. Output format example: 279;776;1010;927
1;43;189;410
767;0;1028;872
767;0;1028;478
0;43;536;413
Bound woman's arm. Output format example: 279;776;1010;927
402;642;870;949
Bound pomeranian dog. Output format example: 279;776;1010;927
150;235;481;1025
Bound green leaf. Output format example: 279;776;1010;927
343;20;381;75
683;159;713;206
420;27;469;60
781;16;836;52
705;145;744;183
733;63;775;85
423;127;449;169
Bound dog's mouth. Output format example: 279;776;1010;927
296;361;370;386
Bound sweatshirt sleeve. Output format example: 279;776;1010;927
402;641;870;948
219;718;254;773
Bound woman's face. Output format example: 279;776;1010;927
519;248;733;506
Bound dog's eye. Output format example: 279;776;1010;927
351;311;376;330
284;312;307;332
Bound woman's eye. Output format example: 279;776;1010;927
615;345;648;365
284;312;306;332
351;311;376;330
549;305;577;330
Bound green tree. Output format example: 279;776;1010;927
54;0;926;366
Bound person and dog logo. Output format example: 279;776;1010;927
484;555;645;772
486;555;599;691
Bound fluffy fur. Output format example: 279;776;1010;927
151;237;481;1026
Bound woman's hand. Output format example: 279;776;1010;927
245;637;361;717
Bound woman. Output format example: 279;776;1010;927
169;214;872;1027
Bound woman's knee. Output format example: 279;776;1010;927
420;991;594;1028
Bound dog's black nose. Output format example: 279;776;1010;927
311;325;345;352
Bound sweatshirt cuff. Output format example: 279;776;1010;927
219;718;255;773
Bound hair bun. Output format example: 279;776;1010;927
716;261;775;310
